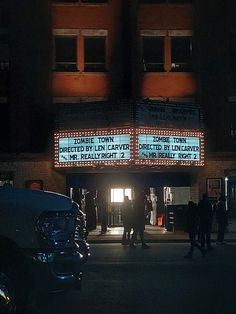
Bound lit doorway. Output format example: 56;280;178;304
109;188;133;226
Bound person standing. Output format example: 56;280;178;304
216;195;228;244
198;193;214;251
84;190;97;237
130;190;150;249
150;195;157;226
97;190;108;235
184;201;205;259
121;195;133;245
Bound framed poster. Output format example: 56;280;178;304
25;180;43;190
206;178;222;200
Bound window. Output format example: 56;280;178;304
0;31;9;71
54;36;77;72
0;104;10;151
142;37;164;72
230;102;236;137
229;33;236;71
84;37;106;72
0;1;8;28
110;188;132;203
171;37;192;72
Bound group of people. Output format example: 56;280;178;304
121;191;150;249
185;193;228;259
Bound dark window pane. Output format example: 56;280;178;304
0;104;10;151
171;37;192;72
84;37;106;72
230;103;236;137
230;34;236;71
0;33;9;71
0;2;9;27
55;36;77;71
142;37;164;72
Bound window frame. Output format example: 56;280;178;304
53;29;108;73
82;29;108;73
229;32;236;72
140;29;193;73
142;36;165;72
53;34;78;72
170;35;193;72
83;36;107;72
0;29;9;71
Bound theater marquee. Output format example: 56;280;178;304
136;129;204;166
54;128;204;168
54;129;134;167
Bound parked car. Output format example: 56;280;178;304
0;185;89;313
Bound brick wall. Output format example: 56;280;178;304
0;158;66;195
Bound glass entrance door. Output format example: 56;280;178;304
109;188;133;226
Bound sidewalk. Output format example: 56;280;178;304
87;224;236;243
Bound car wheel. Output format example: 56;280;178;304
0;256;28;314
0;272;17;314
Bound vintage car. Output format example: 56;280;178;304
0;185;89;313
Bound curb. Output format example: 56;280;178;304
88;239;236;244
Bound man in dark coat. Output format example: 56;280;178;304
84;190;97;237
121;195;133;245
216;195;228;244
184;201;205;259
198;193;214;250
130;190;150;249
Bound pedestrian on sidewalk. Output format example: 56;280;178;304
130;189;150;249
121;195;133;245
84;190;97;238
184;201;205;259
198;193;214;251
216;195;228;244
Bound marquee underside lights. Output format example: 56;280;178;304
54;128;204;168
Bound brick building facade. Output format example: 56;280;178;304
1;0;236;227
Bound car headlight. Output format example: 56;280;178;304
35;211;76;250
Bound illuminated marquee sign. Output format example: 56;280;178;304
54;128;204;168
54;129;134;168
136;129;204;166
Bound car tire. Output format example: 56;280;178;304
0;255;28;314
0;272;17;314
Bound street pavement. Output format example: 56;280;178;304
33;242;236;314
87;223;236;243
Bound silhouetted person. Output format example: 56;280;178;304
97;190;108;235
184;201;205;259
121;195;133;245
145;195;152;224
84;190;97;237
198;193;213;250
130;190;150;249
216;195;228;244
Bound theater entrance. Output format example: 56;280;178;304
67;172;191;232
